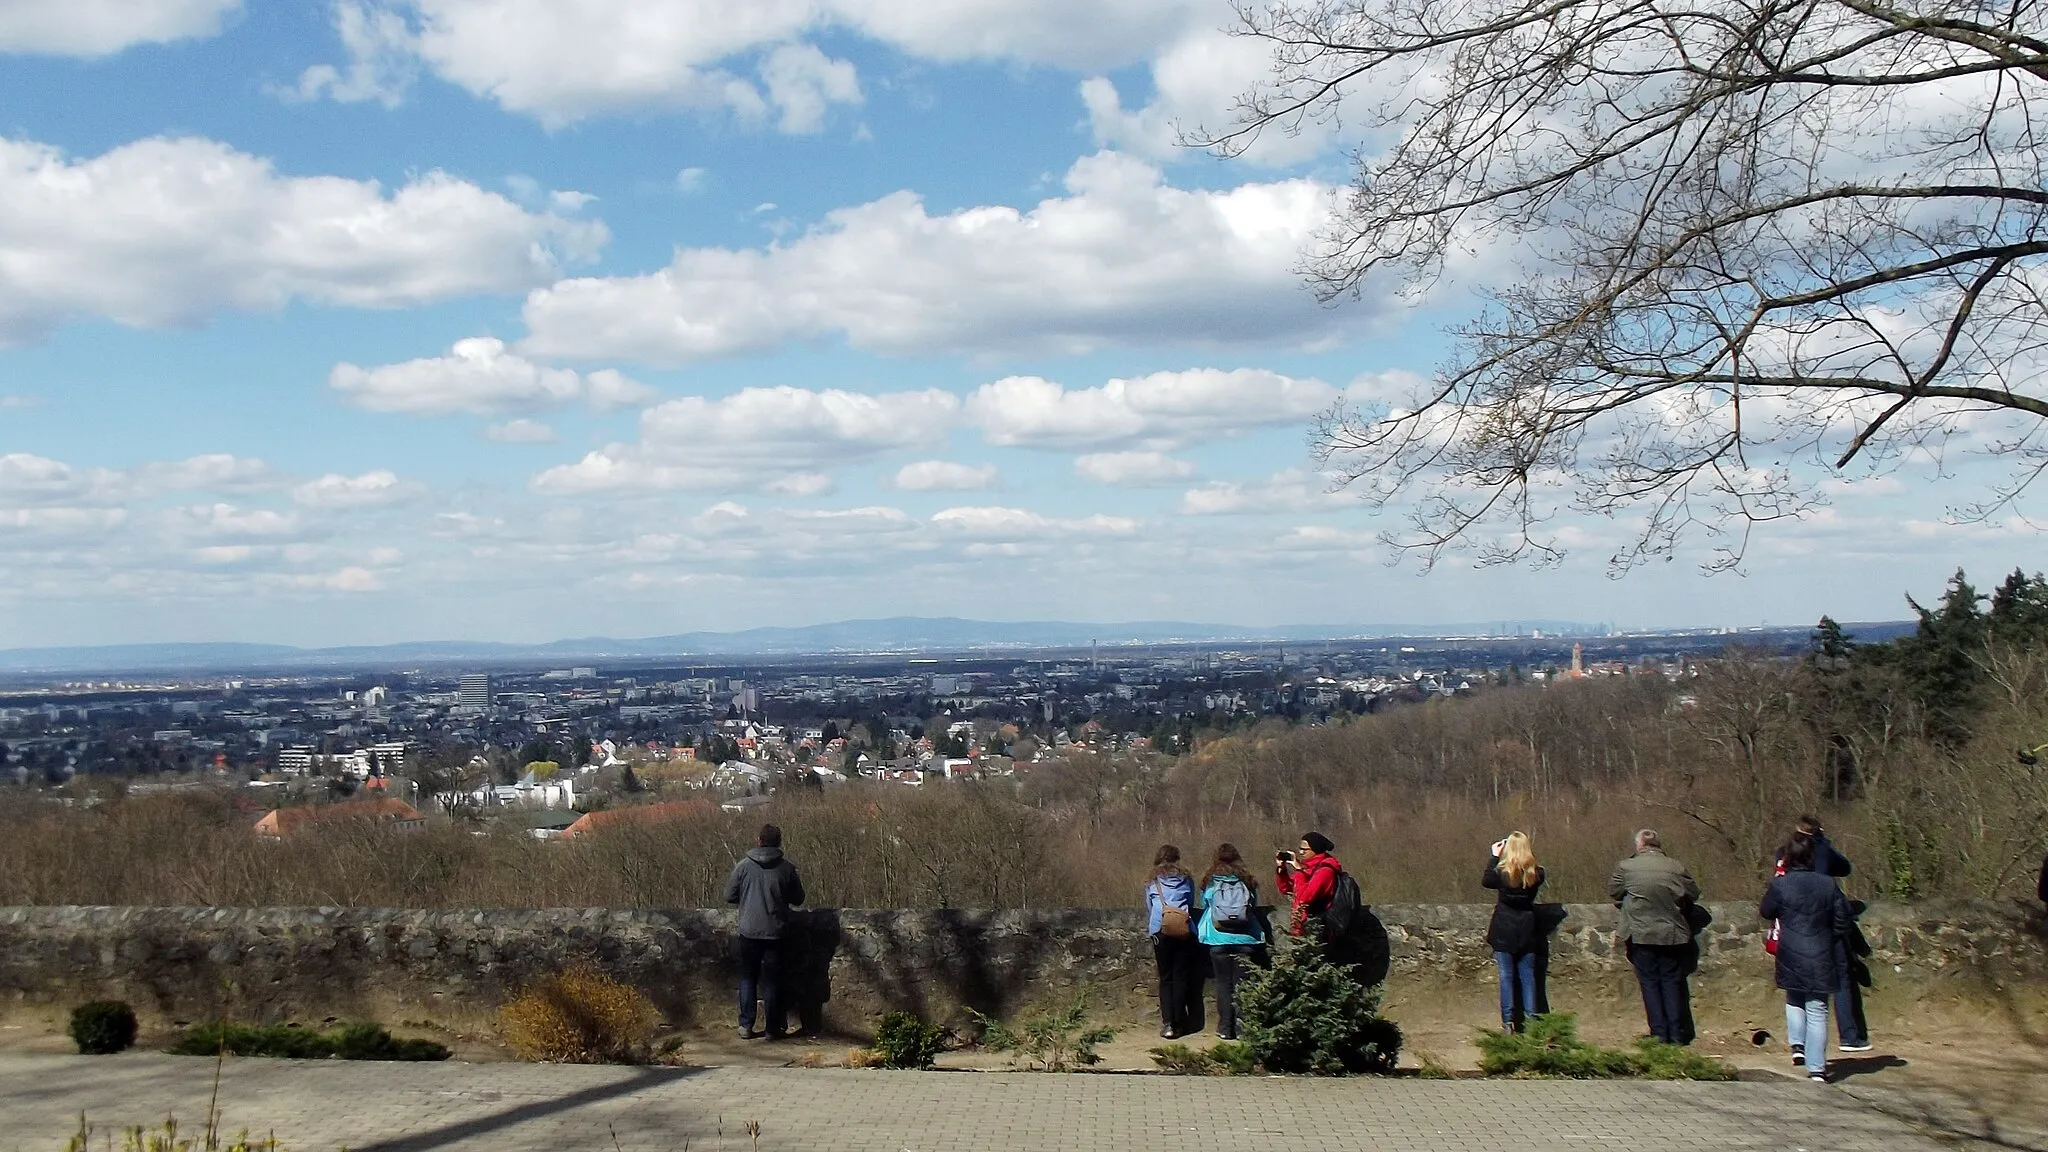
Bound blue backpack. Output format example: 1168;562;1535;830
1207;875;1255;936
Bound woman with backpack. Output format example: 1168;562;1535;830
1145;844;1203;1039
1196;843;1265;1041
1482;831;1545;1032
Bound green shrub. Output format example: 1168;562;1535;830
1147;1042;1209;1074
1237;937;1402;1075
165;1021;448;1061
871;1011;947;1068
1475;1013;1734;1080
1149;1040;1256;1075
68;1001;138;1055
969;997;1116;1071
1627;1038;1739;1080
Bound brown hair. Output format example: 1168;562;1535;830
1152;844;1189;878
1199;843;1256;891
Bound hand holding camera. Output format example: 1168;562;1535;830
1490;838;1508;858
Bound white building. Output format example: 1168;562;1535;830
457;673;493;711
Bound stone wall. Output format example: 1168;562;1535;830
1;901;2039;1034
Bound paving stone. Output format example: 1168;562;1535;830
0;1053;1978;1152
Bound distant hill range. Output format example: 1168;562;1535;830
0;616;1637;674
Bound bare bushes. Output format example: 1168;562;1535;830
500;964;660;1063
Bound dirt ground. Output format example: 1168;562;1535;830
8;973;2046;1146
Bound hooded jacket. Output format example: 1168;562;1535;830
723;846;805;940
1145;869;1195;936
1760;867;1854;998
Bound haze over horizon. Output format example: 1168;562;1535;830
0;1;2031;649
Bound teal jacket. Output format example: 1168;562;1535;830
1197;874;1264;946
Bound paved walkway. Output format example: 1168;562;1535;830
0;1052;2028;1152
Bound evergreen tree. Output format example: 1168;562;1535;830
1898;569;1987;747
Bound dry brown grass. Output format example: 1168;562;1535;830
499;963;660;1063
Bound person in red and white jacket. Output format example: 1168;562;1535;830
1275;831;1341;938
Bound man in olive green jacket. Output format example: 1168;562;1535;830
1611;829;1701;1044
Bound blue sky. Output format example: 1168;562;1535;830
0;0;2032;647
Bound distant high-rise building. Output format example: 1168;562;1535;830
458;673;493;711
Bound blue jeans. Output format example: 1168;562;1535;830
1494;950;1537;1028
1785;995;1829;1075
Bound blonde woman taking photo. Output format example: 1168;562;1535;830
1483;832;1546;1032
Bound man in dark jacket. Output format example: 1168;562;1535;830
722;823;805;1039
1793;815;1870;1051
1611;829;1701;1044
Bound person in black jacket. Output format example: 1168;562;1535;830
1760;834;1855;1083
722;823;806;1040
1789;815;1871;1051
1483;831;1545;1032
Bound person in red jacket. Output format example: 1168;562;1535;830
1275;831;1341;937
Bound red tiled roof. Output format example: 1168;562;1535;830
560;799;715;839
253;796;424;836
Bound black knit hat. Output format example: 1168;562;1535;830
1302;831;1335;855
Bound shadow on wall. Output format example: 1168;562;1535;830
1;900;2042;1039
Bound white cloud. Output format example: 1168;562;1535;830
285;1;415;105
331;337;652;416
1073;451;1195;485
292;470;415;509
969;367;1336;449
520;153;1346;363
764;472;835;497
1080;27;1339;166
1180;468;1350;515
298;565;384;592
484;418;558;443
675;167;707;193
931;505;1139;538
532;385;959;494
0;136;607;345
179;503;302;538
893;460;997;491
0;507;127;534
300;1;1202;125
0;453;123;505
143;454;275;492
0;393;39;409
758;43;862;134
0;0;241;56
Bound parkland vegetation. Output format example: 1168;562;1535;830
2;567;2043;910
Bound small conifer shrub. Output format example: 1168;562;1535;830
68;1001;138;1055
1236;938;1402;1075
870;1011;947;1068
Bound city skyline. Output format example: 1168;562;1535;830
1;1;2035;649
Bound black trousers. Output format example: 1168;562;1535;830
1210;944;1262;1038
737;936;786;1036
1153;935;1205;1035
1837;960;1870;1046
1628;942;1694;1044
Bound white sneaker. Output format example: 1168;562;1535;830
1839;1043;1873;1052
